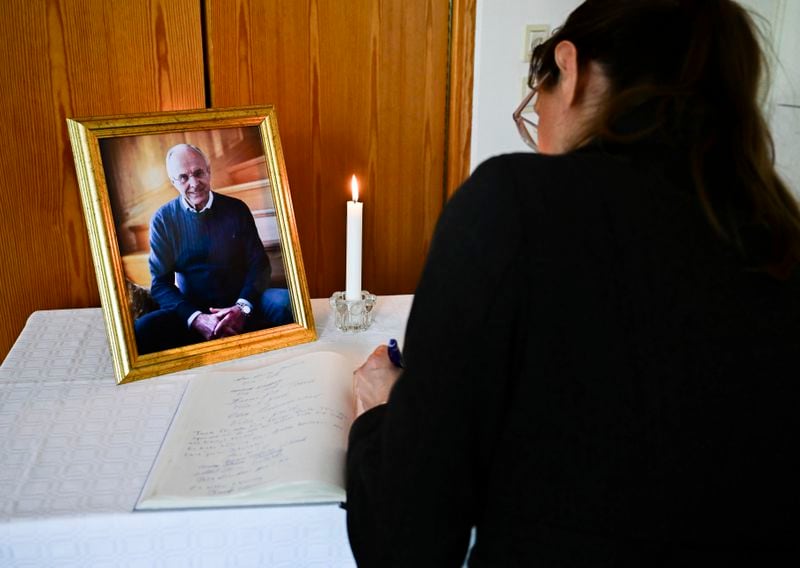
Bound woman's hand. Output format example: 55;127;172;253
353;345;403;417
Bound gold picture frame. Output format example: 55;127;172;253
68;106;316;384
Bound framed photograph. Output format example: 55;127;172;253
68;106;316;384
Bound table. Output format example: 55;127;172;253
0;295;413;567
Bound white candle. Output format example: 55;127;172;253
345;174;363;301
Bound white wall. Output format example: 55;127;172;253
765;0;800;198
470;0;800;197
738;0;800;197
470;0;580;170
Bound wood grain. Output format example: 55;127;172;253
0;0;476;360
447;0;477;197
0;0;205;362
206;0;452;298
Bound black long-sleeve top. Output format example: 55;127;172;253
346;140;800;566
148;193;269;321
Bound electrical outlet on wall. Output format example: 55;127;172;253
523;24;550;62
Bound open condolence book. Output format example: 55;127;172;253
136;351;354;510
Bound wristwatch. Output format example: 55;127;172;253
235;300;252;317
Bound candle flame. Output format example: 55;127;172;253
351;174;359;202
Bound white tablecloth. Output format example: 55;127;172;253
0;295;413;567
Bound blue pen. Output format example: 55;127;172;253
387;338;405;368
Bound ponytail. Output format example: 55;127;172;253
530;0;800;276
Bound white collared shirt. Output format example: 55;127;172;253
182;190;215;213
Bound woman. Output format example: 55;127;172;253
346;0;800;565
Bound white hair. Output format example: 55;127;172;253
165;143;210;172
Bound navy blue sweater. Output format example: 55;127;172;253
148;193;269;322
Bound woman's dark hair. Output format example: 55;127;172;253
530;0;800;277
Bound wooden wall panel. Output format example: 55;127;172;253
447;0;477;197
206;0;451;298
0;0;205;362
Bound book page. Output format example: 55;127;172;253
137;351;354;509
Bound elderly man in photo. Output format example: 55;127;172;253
134;143;292;354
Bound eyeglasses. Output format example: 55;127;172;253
171;168;208;186
512;86;540;152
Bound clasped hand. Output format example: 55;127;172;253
353;345;403;417
191;305;247;340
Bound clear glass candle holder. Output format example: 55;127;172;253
329;291;377;332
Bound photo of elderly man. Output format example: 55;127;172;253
133;143;292;354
